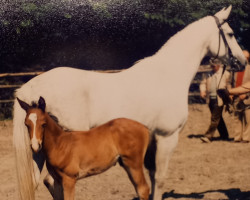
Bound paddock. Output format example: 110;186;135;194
1;104;250;200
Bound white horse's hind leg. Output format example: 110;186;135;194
151;130;179;200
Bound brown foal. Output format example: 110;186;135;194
17;96;150;200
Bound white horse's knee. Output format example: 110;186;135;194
32;160;42;188
44;174;55;198
32;150;46;188
44;174;54;188
155;131;179;171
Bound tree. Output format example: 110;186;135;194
0;0;249;73
144;0;250;48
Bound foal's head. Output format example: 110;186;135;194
17;96;47;153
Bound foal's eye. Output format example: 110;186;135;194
42;124;47;128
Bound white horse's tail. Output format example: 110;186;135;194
13;98;35;200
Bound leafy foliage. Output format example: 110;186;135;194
0;0;249;72
145;0;249;47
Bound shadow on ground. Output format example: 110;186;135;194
188;134;234;142
162;188;250;200
132;188;250;200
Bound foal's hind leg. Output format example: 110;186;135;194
121;157;149;200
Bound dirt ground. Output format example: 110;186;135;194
1;104;250;200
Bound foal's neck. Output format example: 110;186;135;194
43;113;66;151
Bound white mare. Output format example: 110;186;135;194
13;6;246;200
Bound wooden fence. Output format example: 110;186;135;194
0;66;211;119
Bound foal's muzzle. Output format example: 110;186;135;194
31;143;42;153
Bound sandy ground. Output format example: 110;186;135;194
1;104;250;200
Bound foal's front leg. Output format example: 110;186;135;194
62;175;76;200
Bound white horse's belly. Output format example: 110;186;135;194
17;68;91;130
89;84;189;136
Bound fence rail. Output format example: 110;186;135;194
0;72;43;78
0;68;210;103
0;100;15;103
0;85;20;89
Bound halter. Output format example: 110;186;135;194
212;15;241;92
212;15;242;72
213;16;248;112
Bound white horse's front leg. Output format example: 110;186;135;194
43;174;64;200
43;173;55;197
151;130;179;200
32;151;46;188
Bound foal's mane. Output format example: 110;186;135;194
31;101;69;131
47;112;71;131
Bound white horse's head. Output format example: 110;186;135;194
208;5;247;71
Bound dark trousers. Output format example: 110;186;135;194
205;99;229;139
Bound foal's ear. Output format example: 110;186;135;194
17;97;31;112
38;96;46;112
214;5;232;23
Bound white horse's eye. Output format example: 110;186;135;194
228;32;234;37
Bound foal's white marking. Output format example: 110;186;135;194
28;113;39;151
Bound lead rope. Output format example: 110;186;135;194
212;15;227;90
212;15;245;113
217;64;227;90
217;64;234;113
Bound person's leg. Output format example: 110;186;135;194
203;99;223;140
233;111;244;142
217;115;229;139
242;109;250;142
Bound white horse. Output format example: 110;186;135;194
13;6;246;200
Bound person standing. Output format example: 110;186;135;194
230;50;250;142
200;58;231;143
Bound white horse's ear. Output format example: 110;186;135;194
214;5;232;23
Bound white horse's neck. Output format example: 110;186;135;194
157;16;214;80
132;16;215;92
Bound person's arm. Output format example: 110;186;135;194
199;78;207;99
229;81;250;95
225;71;232;90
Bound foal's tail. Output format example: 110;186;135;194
13;98;35;200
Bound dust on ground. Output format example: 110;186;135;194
1;104;250;200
